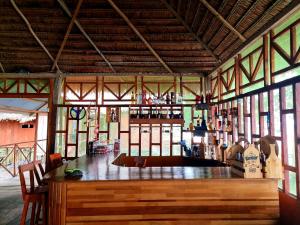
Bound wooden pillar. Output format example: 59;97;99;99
217;69;222;101
33;113;39;162
46;76;63;171
263;34;270;86
235;55;241;96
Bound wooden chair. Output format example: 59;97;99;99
49;153;63;171
33;160;45;186
19;163;47;225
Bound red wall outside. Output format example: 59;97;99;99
0;120;36;146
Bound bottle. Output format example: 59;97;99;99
170;92;175;104
111;109;115;122
197;116;200;126
189;122;194;131
131;91;135;104
200;93;204;104
196;95;201;104
148;96;152;105
177;93;183;104
166;92;170;104
142;90;147;104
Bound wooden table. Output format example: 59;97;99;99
45;153;279;225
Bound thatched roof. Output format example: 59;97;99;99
0;0;296;76
0;113;36;123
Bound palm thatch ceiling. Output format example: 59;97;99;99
0;0;297;76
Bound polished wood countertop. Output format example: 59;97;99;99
45;152;239;182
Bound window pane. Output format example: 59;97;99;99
284;85;294;110
284;114;295;166
288;171;297;196
272;89;281;136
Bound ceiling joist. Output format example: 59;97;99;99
9;0;61;72
160;0;219;62
199;0;246;42
51;0;84;71
106;0;173;73
57;0;116;72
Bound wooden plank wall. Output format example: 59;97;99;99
49;179;279;225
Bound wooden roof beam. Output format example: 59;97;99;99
160;0;219;62
198;0;246;42
0;72;204;78
0;62;5;73
9;0;61;72
57;0;115;72
106;0;173;73
51;0;84;71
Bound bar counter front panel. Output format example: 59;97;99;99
46;153;279;225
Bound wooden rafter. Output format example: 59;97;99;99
198;0;246;42
160;0;219;62
51;0;84;71
57;0;115;72
0;62;5;73
9;0;60;72
106;0;173;73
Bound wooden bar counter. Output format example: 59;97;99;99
45;153;279;225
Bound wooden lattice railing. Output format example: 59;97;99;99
0;139;47;177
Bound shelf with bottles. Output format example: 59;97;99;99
130;90;183;105
106;107;120;123
129;105;184;124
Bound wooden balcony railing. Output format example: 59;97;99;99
0;139;47;177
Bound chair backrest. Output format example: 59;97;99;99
33;160;45;186
49;153;63;170
18;163;36;200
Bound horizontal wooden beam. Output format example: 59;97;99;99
199;0;246;42
0;72;203;78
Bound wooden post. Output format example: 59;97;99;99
46;76;63;171
263;34;270;86
235;55;241;96
217;69;222;101
33;113;39;162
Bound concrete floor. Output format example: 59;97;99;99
0;168;30;225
